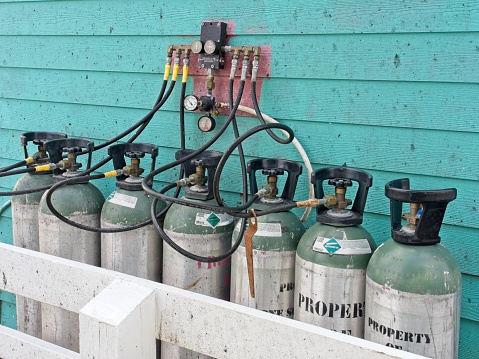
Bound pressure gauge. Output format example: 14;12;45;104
204;40;217;54
197;115;216;132
183;94;199;111
191;40;203;54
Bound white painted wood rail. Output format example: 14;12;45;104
0;243;427;359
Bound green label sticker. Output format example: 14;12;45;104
323;238;342;254
206;213;221;228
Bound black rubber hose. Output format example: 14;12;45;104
212;122;294;214
90;80;169;153
69;79;175;176
44;173;164;233
0;167;36;178
148;123;296;219
0;79;170;196
226;77;248;249
150;123;295;262
149;185;259;214
179;81;187;150
141;80;247;197
127;79;175;144
0;160;27;173
252;80;291;144
0;184;52;197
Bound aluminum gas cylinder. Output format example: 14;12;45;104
161;149;233;359
230;158;305;318
294;167;375;338
364;179;461;359
11;131;67;338
101;143;166;281
38;138;104;352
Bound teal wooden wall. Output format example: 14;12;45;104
0;1;478;357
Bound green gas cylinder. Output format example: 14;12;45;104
161;149;234;359
230;158;305;318
38;138;105;352
364;179;461;359
294;167;376;338
101;143;166;281
12;131;67;338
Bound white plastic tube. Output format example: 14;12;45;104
219;103;314;222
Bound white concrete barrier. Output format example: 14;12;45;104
0;243;427;359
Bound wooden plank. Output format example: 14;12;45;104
79;280;156;359
0;290;14;303
0;243;428;359
0;215;12;245
0;300;16;328
461;275;479;322
0;0;478;35
2;71;479;134
2;33;479;84
156;285;427;359
0;325;79;359
458;318;479;359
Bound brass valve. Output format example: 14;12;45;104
325;178;353;210
402;203;422;227
261;168;283;199
188;165;207;186
65;152;82;172
122;158;144;177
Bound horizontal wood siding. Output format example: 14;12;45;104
0;1;478;356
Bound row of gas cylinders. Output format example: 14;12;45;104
11;134;461;359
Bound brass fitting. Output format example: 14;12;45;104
262;175;279;198
333;187;352;210
323;194;338;208
66;153;82;172
243;47;253;61
122;158;144;177
56;160;71;170
402;203;421;226
188;166;206;186
206;74;215;91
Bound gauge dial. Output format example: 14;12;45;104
198;115;216;132
191;40;203;54
183;94;199;111
204;40;217;54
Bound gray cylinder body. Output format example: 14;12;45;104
38;181;104;352
12;172;53;337
101;187;166;281
161;199;233;359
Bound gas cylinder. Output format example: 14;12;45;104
161;149;234;359
101;143;166;281
364;178;461;359
38;138;105;352
294;166;375;338
230;158;305;318
11;131;67;338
